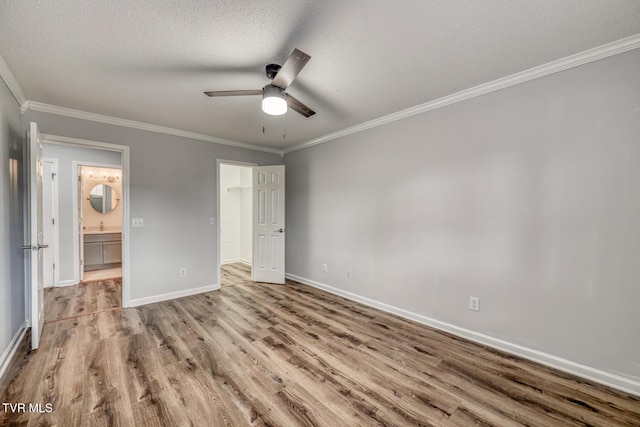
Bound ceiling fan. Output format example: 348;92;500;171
204;48;315;117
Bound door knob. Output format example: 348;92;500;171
274;228;285;233
22;244;34;250
37;244;49;250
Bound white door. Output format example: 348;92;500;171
27;122;45;350
252;165;285;284
78;167;84;282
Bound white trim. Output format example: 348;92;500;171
128;284;220;307
286;273;640;397
42;158;59;287
4;35;637;156
221;258;251;266
56;279;78;287
28;101;282;155
0;53;26;106
0;321;28;383
41;133;131;308
284;33;640;154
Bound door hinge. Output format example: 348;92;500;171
53;263;55;270
78;175;82;182
52;172;56;180
80;259;84;266
52;218;55;225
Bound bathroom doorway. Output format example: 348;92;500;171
78;165;123;283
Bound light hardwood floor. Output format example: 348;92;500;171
221;262;252;287
44;279;122;322
1;267;639;426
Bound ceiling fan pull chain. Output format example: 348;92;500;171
282;115;286;139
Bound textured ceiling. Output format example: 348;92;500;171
1;1;639;150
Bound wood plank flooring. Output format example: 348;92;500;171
2;268;639;426
82;267;123;283
221;262;252;287
43;279;122;322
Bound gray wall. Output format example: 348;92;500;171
0;78;25;366
24;110;281;302
284;48;640;382
42;143;122;283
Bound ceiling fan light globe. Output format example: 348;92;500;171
262;96;288;115
262;85;288;115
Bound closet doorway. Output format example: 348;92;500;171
219;162;254;287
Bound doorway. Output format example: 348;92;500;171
36;134;130;323
78;165;123;283
218;161;254;287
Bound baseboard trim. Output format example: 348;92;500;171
286;273;640;397
221;259;251;266
0;321;28;384
128;284;220;307
56;279;78;287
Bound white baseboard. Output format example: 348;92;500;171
0;321;28;384
56;279;78;287
286;273;640;397
221;258;251;266
127;283;220;307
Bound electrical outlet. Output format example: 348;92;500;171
322;263;328;273
132;218;144;227
469;296;480;311
346;269;352;280
180;268;187;277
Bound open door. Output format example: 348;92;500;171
252;165;285;284
77;166;84;282
26;122;46;350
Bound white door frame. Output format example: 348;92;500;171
42;158;59;287
42;134;132;307
73;161;122;284
216;159;256;287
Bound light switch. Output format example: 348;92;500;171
132;218;144;227
209;217;215;225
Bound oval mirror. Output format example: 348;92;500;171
89;184;119;214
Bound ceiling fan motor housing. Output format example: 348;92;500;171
265;64;282;80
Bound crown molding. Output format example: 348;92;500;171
283;33;640;155
4;34;638;157
27;101;282;155
0;52;26;106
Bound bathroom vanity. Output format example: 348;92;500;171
84;231;122;271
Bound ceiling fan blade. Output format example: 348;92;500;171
271;48;310;90
204;89;262;97
286;94;315;117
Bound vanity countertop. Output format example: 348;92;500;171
83;228;122;235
